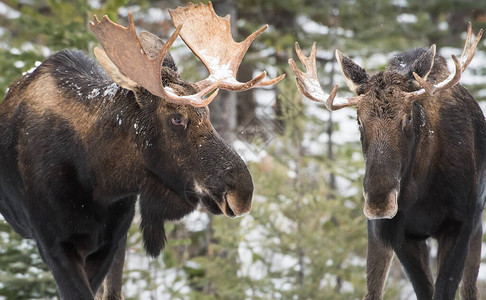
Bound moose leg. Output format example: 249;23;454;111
92;197;134;299
36;238;95;299
459;220;482;300
363;222;394;300
393;238;434;299
85;242;122;295
434;222;472;300
95;236;127;300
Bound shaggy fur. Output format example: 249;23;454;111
0;49;253;299
339;47;486;300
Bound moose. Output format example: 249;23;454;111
0;2;284;299
290;24;484;300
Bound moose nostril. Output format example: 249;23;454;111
224;190;252;217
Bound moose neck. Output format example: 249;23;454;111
86;87;160;200
398;96;441;211
43;51;156;200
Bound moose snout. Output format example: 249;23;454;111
363;189;399;219
362;143;400;219
199;157;254;218
363;173;400;219
220;187;253;218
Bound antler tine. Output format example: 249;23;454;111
90;13;220;107
459;22;483;72
412;54;461;96
462;22;473;60
169;1;285;93
411;23;483;96
289;42;359;110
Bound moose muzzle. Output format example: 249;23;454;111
363;188;399;219
218;189;252;218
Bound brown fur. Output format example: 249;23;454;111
0;49;253;299
337;47;486;300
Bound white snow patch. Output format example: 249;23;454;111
199;49;234;82
438;21;448;31
9;48;20;55
88;88;100;100
302;77;327;101
184;210;210;232
297;15;329;35
102;82;119;99
87;0;101;9
392;0;409;6
296;14;353;38
118;5;141;18
397;13;417;24
116;114;122;125
22;61;42;75
20;42;35;52
0;2;20;19
14;61;25;69
146;7;168;23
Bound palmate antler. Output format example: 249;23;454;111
169;2;285;92
90;2;284;107
90;13;220;107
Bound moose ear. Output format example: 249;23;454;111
410;45;436;81
336;50;369;95
94;47;152;107
94;47;139;91
139;31;177;71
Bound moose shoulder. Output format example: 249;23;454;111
290;24;485;300
0;2;284;299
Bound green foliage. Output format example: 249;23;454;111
237;79;372;299
0;223;57;299
0;0;133;101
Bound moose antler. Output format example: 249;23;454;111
90;13;220;107
169;2;285;92
411;22;483;96
288;42;362;110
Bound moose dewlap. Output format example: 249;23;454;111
290;23;485;300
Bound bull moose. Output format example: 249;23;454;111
290;24;484;299
0;2;284;299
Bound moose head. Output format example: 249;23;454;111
90;2;285;256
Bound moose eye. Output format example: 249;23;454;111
170;115;186;127
172;117;182;125
402;115;413;131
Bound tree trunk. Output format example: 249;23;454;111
209;0;238;142
236;63;257;129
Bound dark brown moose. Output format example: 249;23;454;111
290;24;485;300
0;2;284;299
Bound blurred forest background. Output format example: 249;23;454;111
0;0;486;299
